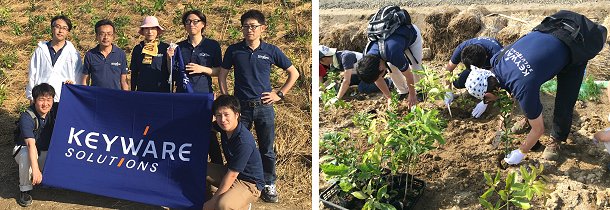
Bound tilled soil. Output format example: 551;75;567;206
320;2;610;208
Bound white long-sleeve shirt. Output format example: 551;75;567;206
26;41;83;102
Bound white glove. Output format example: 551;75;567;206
471;101;488;118
444;92;454;105
607;113;610;122
504;149;526;165
328;97;338;105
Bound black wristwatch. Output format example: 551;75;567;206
277;91;285;100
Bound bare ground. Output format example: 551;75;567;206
320;2;610;209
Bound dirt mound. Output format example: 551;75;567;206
421;7;460;60
479;16;508;38
320;22;368;53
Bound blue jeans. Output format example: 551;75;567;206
240;102;276;185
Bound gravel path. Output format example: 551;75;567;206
320;0;601;9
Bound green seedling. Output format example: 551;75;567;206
480;164;551;210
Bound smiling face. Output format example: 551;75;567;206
184;14;205;36
141;27;159;42
51;19;70;42
34;94;53;116
241;18;266;42
215;107;240;133
96;25;115;48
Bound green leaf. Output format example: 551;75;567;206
481;187;495;199
338;179;353;192
380;203;397;210
376;185;388;200
484;172;493;186
479;197;493;209
509;197;532;209
498;190;508;201
520;165;531;182
351;191;368;200
506;172;515;190
494;170;501;185
320;164;349;176
526;188;534;200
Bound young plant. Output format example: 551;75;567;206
413;66;452;104
320;71;351;110
495;90;514;156
480;164;551;210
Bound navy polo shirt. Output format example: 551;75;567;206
222;41;292;100
216;122;265;190
17;104;58;151
46;41;65;67
130;41;170;92
450;37;503;68
492;31;570;119
335;50;363;71
176;38;222;93
366;25;418;72
83;44;129;90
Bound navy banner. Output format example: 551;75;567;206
43;84;213;209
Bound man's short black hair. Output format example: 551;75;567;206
50;15;72;31
461;44;488;69
32;83;55;100
355;54;383;84
182;10;207;26
240;9;266;25
212;95;241;114
94;19;115;34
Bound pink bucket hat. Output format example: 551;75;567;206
139;16;165;35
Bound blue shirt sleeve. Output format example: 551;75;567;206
341;52;358;70
450;41;467;64
226;141;254;173
519;88;543;119
19;111;36;140
272;46;292;70
221;45;234;70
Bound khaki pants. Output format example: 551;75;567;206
13;145;47;192
206;163;261;210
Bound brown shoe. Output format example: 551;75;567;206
542;137;561;160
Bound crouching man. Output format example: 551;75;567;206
204;95;264;210
13;83;58;206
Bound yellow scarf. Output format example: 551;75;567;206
142;40;159;65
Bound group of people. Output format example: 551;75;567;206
15;9;299;209
320;8;609;166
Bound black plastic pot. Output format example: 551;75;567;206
320;173;426;210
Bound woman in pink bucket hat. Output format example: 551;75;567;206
129;16;171;92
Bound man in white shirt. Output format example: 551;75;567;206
26;15;83;103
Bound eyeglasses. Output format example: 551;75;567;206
53;25;69;31
241;25;263;31
184;19;203;25
97;32;114;37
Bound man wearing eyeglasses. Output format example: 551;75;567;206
219;9;300;203
81;19;129;90
26;15;83;103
